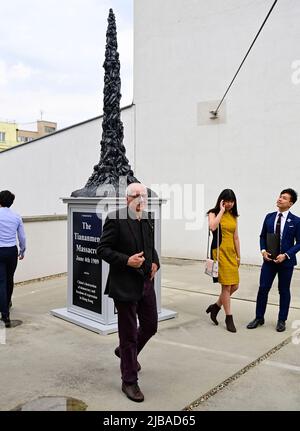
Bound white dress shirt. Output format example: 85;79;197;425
0;207;26;257
273;210;289;240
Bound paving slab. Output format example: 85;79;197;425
192;341;300;411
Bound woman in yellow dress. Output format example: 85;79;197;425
206;189;240;332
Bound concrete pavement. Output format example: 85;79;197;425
1;258;300;411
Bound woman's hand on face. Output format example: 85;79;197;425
220;199;226;213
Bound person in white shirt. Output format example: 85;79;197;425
0;190;26;328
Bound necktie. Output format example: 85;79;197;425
275;213;283;253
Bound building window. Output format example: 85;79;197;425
18;136;33;143
44;126;56;134
0;132;6;142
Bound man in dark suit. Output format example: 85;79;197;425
97;183;160;402
247;188;300;332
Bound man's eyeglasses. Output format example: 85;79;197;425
128;193;148;200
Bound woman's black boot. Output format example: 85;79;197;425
206;303;221;325
225;315;237;333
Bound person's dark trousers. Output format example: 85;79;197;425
0;246;18;318
114;280;158;384
256;261;294;322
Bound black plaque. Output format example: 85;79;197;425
72;212;102;313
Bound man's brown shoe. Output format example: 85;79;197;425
114;347;141;372
122;383;144;402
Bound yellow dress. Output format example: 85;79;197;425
212;212;239;285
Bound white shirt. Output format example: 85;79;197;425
273;210;289;240
0;207;26;257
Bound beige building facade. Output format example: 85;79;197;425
17;121;57;144
0;120;57;150
0;121;18;151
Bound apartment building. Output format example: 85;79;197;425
0;120;57;151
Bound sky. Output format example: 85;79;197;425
0;0;133;130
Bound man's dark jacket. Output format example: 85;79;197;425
97;207;160;302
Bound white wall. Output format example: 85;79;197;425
0;106;135;217
134;0;300;264
14;217;67;283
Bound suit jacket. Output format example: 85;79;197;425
260;211;300;267
97;206;160;302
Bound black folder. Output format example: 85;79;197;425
266;233;279;259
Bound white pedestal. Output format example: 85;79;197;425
51;307;177;335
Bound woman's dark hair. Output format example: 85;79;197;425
0;190;15;208
207;189;239;217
